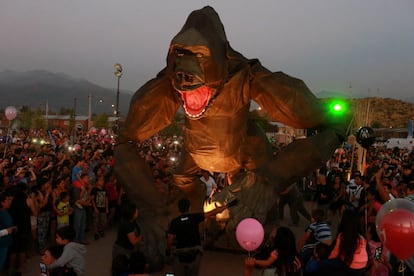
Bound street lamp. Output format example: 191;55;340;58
114;63;123;120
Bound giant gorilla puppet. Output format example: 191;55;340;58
115;6;349;270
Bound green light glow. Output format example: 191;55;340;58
326;99;348;117
333;104;342;111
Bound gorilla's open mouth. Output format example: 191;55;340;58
178;86;213;118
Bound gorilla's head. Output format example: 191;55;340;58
167;6;228;118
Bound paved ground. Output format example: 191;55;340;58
21;200;335;276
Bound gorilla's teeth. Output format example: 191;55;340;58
183;104;205;118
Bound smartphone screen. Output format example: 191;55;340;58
40;262;48;276
165;273;175;276
374;246;383;260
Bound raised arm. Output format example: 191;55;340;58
120;70;181;143
250;63;325;129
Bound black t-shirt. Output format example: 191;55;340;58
9;191;31;233
90;187;107;212
168;212;204;249
40;192;53;212
115;220;141;250
313;184;334;205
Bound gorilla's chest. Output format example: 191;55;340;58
183;70;252;171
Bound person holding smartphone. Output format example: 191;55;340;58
41;244;78;276
366;223;392;276
43;226;86;276
40;245;61;276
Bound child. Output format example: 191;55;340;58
90;176;108;240
297;208;332;266
41;245;72;276
304;243;344;275
45;226;86;275
56;192;73;229
245;227;301;276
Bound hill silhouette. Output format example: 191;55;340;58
0;70;132;115
354;97;414;128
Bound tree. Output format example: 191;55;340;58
93;113;109;129
33;108;47;129
59;107;74;115
371;121;383;128
17;106;33;129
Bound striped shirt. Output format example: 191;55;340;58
303;221;332;249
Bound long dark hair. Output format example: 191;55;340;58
336;209;363;265
120;202;137;222
273;226;298;273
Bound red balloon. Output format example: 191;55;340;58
378;209;414;260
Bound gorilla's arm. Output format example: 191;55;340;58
249;62;326;129
121;69;181;142
115;70;180;212
249;62;347;190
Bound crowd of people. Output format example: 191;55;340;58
0;128;117;275
245;145;414;276
116;135;414;276
0;128;182;276
1;126;413;276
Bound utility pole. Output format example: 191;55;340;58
73;97;77;140
88;94;92;130
45;100;49;128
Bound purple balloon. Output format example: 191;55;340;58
4;106;17;120
236;218;264;252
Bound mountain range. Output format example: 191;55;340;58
0;70;133;116
0;70;413;127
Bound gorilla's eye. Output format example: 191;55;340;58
175;49;185;57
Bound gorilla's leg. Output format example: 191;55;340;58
172;151;205;212
114;143;166;271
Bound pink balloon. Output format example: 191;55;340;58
236;218;264;252
4;106;17;120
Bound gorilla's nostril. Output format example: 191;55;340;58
176;72;194;83
184;74;193;82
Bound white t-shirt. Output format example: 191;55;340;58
200;176;216;197
346;182;363;208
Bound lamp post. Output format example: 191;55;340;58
114;63;123;130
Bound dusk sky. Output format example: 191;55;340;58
1;1;413;100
